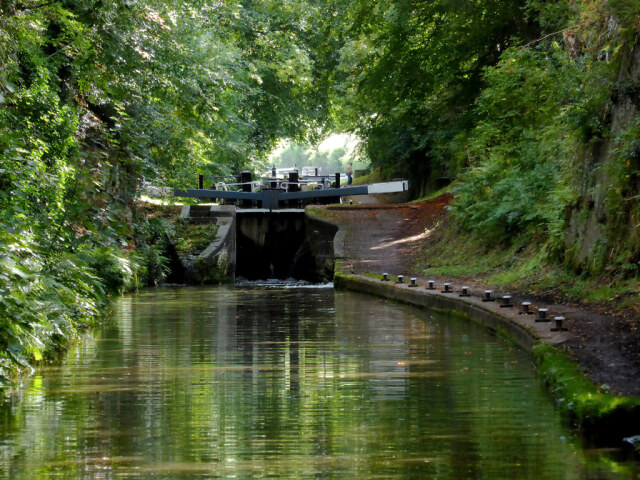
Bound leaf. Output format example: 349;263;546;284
4;261;30;280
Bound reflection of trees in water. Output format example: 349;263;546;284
0;288;605;479
236;288;337;396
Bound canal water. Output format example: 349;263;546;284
0;285;637;479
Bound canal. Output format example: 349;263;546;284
0;285;636;479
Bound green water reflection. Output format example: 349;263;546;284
0;286;637;479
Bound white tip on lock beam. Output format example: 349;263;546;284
366;181;409;194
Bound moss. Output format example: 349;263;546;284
533;344;640;443
305;206;331;221
191;256;228;285
333;259;348;279
363;271;382;280
361;271;401;282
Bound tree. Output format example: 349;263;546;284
328;0;536;194
274;143;310;169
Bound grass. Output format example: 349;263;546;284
411;182;456;203
305;205;336;221
414;220;640;312
415;222;525;278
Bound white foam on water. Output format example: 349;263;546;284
235;277;334;289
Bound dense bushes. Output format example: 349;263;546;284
450;47;594;245
449;1;639;275
0;237;111;380
131;216;175;287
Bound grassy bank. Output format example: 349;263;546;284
412;215;640;315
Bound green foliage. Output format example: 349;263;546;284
0;234;107;380
174;222;219;257
525;0;578;31
1;0;638;381
131;215;175;287
270;140;359;176
601;117;640;276
273;143;310;169
132;244;171;288
192;257;227;285
414;209;639;309
88;247;132;295
326;0;637;283
439;0;639;280
451;47;588;244
1;0;337;379
416;222;531;279
608;0;640;32
328;0;534;193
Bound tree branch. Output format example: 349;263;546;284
522;24;585;49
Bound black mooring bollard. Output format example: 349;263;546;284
459;286;471;297
536;308;550;322
397;275;404;284
551;316;568;332
482;290;495;302
381;273;389;282
520;302;533;315
427;280;436;290
499;295;513;308
441;283;452;293
409;278;418;287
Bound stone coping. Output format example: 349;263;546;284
333;268;572;354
